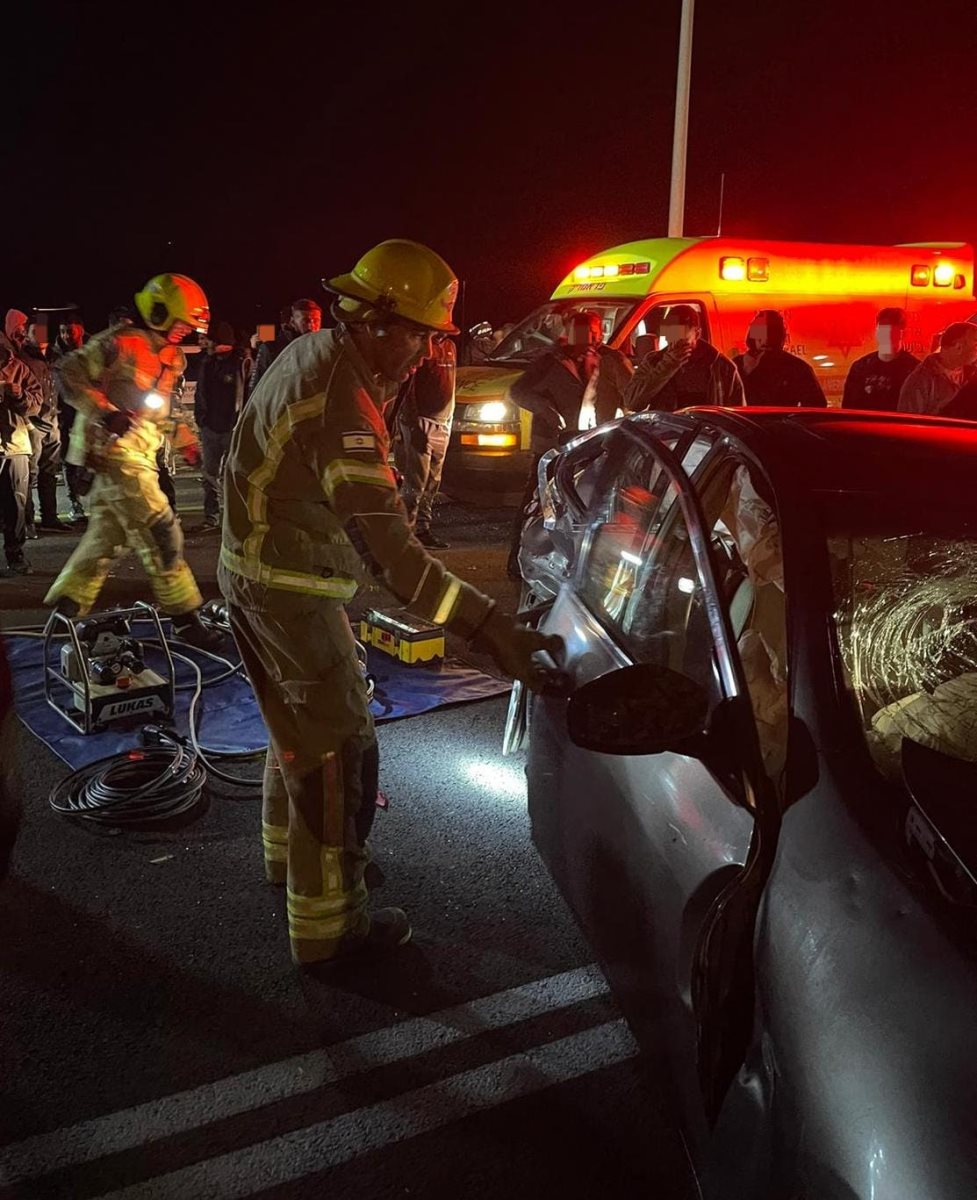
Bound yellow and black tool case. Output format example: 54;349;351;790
359;608;445;666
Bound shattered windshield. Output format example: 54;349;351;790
488;300;637;365
828;516;977;780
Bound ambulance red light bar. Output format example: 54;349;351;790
719;256;769;282
573;261;650;281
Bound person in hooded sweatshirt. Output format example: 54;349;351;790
897;322;977;416
5;310;71;533
732;310;827;408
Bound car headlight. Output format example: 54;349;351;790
464;400;513;423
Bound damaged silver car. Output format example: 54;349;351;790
518;408;977;1198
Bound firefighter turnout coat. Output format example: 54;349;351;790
220;326;492;630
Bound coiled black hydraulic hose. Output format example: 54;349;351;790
48;726;207;826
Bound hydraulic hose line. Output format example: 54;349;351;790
5;606;266;826
48;727;207;826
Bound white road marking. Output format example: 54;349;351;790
0;965;609;1186
98;1020;638;1199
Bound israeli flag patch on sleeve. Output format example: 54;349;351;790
342;431;377;454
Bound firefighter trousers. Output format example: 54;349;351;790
222;581;379;964
44;457;202;616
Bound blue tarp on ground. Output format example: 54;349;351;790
4;624;510;770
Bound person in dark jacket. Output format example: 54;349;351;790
5;311;72;534
248;299;321;396
47;314;89;520
0;335;43;574
507;311;602;577
841;308;919;411
193;320;247;530
732;310;827;407
510;310;601;453
393;335;456;548
625;305;744;412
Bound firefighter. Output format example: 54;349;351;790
218;239;563;966
44;275;222;651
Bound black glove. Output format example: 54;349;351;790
472;607;566;693
103;408;134;437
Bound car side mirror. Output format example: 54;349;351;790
566;663;710;756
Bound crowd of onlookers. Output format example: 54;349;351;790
0;295;515;576
4;292;976;582
510;304;977;442
502;304;977;573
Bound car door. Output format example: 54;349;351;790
505;425;627;756
527;418;784;1147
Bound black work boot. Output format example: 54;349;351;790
52;596;81;618
363;907;412;949
170;610;225;653
4;556;33;577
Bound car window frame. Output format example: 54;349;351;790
575;416;745;703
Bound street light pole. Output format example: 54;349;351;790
668;0;695;238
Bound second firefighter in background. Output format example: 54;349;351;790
219;239;562;966
45;274;222;650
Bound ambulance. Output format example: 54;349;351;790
442;237;976;499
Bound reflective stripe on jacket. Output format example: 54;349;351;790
220;327;493;635
57;324;186;468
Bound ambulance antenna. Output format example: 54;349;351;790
716;173;725;238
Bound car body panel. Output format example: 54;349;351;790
524;408;977;1198
530;586;755;1151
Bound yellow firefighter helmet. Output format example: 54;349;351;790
134;274;210;336
324;240;459;334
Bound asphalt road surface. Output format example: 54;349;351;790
0;473;696;1199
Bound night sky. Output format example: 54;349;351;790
5;0;976;335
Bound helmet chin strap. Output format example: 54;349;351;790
346;322;391;381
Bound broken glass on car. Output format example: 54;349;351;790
829;522;977;780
